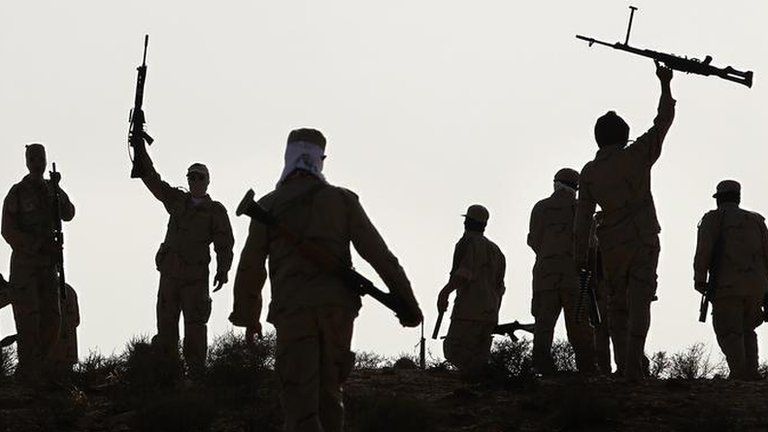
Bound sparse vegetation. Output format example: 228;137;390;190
0;345;15;378
668;342;727;379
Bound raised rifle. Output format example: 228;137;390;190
50;163;67;301
576;6;753;88
236;189;412;322
128;35;155;178
493;321;535;342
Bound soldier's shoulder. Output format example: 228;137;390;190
697;210;720;228
331;185;360;200
744;209;766;223
209;200;229;215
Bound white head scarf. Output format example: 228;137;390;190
277;141;326;186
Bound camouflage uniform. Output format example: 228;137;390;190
574;89;675;379
141;158;234;375
694;181;768;380
2;174;75;380
443;226;506;375
529;180;595;375
230;168;421;432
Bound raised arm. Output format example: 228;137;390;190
631;63;676;165
136;148;184;208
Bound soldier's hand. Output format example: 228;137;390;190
655;60;673;84
50;170;62;185
213;271;229;293
694;281;707;295
245;323;262;346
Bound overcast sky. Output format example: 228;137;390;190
1;0;766;363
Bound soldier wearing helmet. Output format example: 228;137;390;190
528;168;596;375
437;204;506;377
694;180;768;380
574;62;675;380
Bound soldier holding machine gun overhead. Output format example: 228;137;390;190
574;62;675;381
694;180;768;381
436;204;506;378
230;128;422;432
2;144;75;385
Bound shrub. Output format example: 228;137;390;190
73;349;124;389
648;351;671;379
122;335;183;392
0;345;16;378
668;343;726;379
551;339;577;373
489;336;534;379
355;351;387;370
206;330;275;386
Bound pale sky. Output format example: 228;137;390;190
1;0;766;363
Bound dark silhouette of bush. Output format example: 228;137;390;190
668;343;727;379
122;335;183;393
205;330;275;387
0;345;15;379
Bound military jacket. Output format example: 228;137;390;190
694;203;768;298
528;188;578;288
450;231;506;322
2;175;75;269
229;175;419;326
142;167;234;279
574;93;676;263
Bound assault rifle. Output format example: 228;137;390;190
128;35;155;178
577;6;753;88
699;214;725;323
50;163;67;301
235;189;415;323
493;321;535;342
431;310;445;340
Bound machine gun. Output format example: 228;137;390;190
128;35;155;178
50;163;67;301
493;321;535;342
576;6;753;88
235;189;415;323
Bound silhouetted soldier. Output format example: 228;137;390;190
694;180;768;380
136;149;234;378
437;205;506;377
1;144;75;384
574;63;675;380
229;128;423;432
528;168;596;375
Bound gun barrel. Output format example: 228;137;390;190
142;34;149;66
431;310;445;340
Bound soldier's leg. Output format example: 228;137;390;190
317;307;355;432
180;277;211;376
712;297;746;379
38;270;62;374
561;286;597;375
9;273;43;381
743;296;762;379
600;245;632;377
532;289;561;375
275;310;323;432
155;274;182;359
444;320;494;377
594;281;612;374
624;238;659;380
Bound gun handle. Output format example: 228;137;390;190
431;311;444;340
